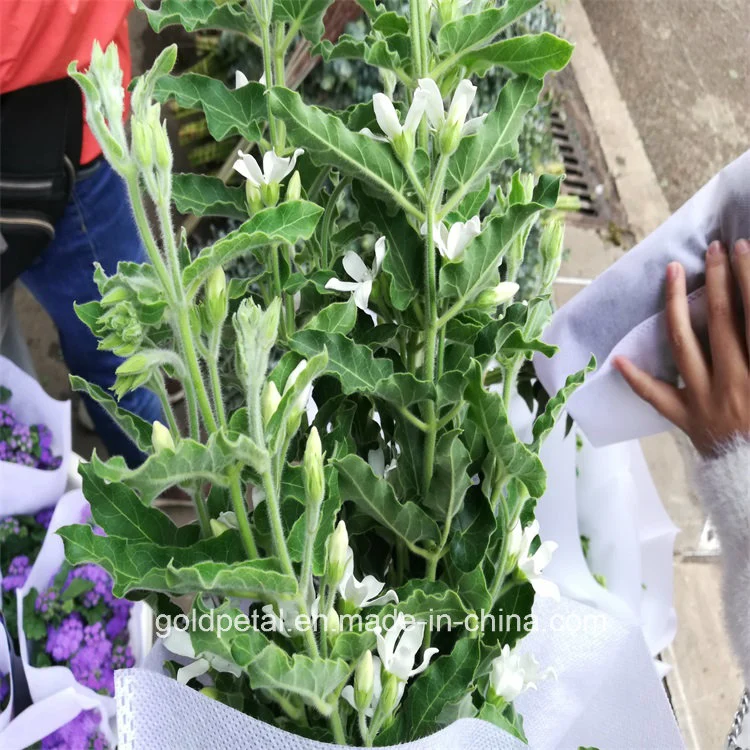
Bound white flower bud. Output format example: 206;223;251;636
324;607;340;641
327;520;349;586
475;281;520;309
304;427;325;508
286;171;302;202
354;651;374;712
540;219;565;292
151;420;175;453
261;381;282;426
206;266;228;328
210;518;230;537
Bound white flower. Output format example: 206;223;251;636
284;359;319;424
489;644;555;703
262;580;319;636
235;70;265;89
338;547;399;609
162;628;242;684
325;236;386;311
367;448;397;478
417;78;487;137
422;215;481;261
507;519;560;600
342;655;385;718
375;614;439;682
361;92;427;143
233;147;304;188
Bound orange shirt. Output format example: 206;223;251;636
0;0;134;164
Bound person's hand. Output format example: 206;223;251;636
614;239;750;457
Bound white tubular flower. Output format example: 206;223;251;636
338;548;398;609
375;614;439;682
367;448;397;478
362;91;426;143
232;147;304;188
507;519;560;601
423;215;481;261
475;281;520;309
325;236;386;312
284;359;319;424
489;645;555;703
262;584;319;636
162;628;242;685
342;654;384;718
418;78;486;136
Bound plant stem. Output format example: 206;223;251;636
152;375;180;437
261;25;282;152
359;711;370;746
329;708;347;745
177;309;218;433
229;468;259;559
207;332;227;428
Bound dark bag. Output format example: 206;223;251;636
0;77;83;291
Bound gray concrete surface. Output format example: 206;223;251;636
581;0;750;211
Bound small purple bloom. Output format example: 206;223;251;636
35;587;59;615
46;614;84;662
111;642;134;670
66;565;114;608
70;636;114;693
0;404;14;428
2;554;30;591
34;506;55;529
40;709;108;750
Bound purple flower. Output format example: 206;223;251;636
0;404;14;428
46;614;84;662
70;635;114;693
66;565;114;608
112;643;134;670
8;423;33;454
2;554;30;591
40;709;108;750
35;506;55;529
0;515;23;540
35;587;60;616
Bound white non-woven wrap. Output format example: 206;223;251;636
115;597;683;749
535;149;750;446
507;397;678;666
0;355;71;515
12;486;151;750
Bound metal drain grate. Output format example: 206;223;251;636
550;109;600;219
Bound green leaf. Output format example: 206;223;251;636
425;430;471;521
330;630;376;662
172;173;248;220
248;644;349;716
69;376;152;452
465;362;546;498
484;582;535;648
477;703;527;742
305;299;357;335
334;454;440;551
134;0;256;33
90;430;269;505
440;177;561;306
154;73;265;142
269;88;417;217
437;1;543;57
381;639;481;743
396;580;470;622
73;301;101;336
273;0;336;43
373;373;435;409
372;11;408;35
455;567;492;612
353;185;422;311
445;75;544;196
532;356;595;447
289;330;393;394
183;201;323;295
450;177;491;223
78;463;199;546
494;299;558;360
58;524;247;597
460;32;575;79
314;35;405;73
165;558;298;598
448;486;494;573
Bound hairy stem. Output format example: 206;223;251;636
229;468;259;559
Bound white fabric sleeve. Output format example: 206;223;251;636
693;436;750;683
534;148;750;447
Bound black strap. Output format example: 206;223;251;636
0;77;84;290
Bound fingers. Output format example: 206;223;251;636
613;356;688;430
664;262;710;394
734;239;750;350
705;241;747;381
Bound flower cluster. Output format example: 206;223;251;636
0;388;61;470
40;708;108;750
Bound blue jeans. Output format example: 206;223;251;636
21;159;162;467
